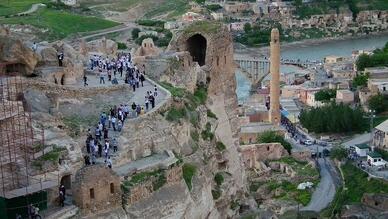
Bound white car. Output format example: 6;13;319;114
304;140;313;145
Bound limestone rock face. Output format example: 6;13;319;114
0;35;38;75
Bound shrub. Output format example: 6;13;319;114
216;141;226;151
183;163;197;191
191;130;199;142
193;85;207;105
214;172;224;186
137;19;165;28
201;122;214;141
257;130;292;154
207;109;217;119
117;42;127;50
131;28;141;39
212;189;221;200
166;107;186;122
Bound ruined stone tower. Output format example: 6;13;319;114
269;28;281;125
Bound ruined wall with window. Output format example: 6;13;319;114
73;165;121;216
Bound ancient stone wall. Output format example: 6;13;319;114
126;181;153;205
166;165;183;185
362;193;388;211
73;165;122;216
238;143;288;168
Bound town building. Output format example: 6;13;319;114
239;122;285;145
374;119;388;150
336;89;354;104
367;151;385;166
355;143;371;157
224;2;251;13
368;78;388;94
364;67;388;79
324;55;345;64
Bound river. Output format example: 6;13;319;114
235;34;388;103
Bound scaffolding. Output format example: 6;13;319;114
0;71;58;202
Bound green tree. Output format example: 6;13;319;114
330;146;348;161
352;73;369;88
243;23;252;33
300;102;366;133
257;131;292;154
131;28;141;39
356;54;371;71
194;0;205;4
368;94;388;114
314;89;336;102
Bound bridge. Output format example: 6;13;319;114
234;54;319;85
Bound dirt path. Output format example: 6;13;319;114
17;3;46;16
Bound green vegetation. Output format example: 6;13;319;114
143;0;189;19
137;19;165;27
184;21;222;34
201;122;214;141
352;72;369;88
211;188;221;200
206;109;217;119
216;141;226;151
62;114;98;138
214;172;224;186
117;42;127;50
375;148;388;160
236;23;281;46
134;29;172;47
267;180;312;206
257;130;292;154
314;89;336;102
368;94;388;114
193;86;207;105
159;82;186;98
330;146;348;161
299;102;366;134
182;163;197;191
249;181;262;192
122;169;166;192
0;8;119;41
131;28;141;39
0;0;49;16
206;4;222;12
356;42;388;71
323;161;388;217
230;199;240;210
191;130;199;142
32;145;65;170
276;157;319;178
166;106;186;122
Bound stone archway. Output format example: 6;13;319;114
186;34;207;66
60;174;71;189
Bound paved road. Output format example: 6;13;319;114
301;158;337;212
343;133;371;149
286;127;340;212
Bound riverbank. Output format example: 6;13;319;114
235;31;388;58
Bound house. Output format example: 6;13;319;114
336;89;354;104
306;90;325;107
374;119;388;150
367;151;385;166
368;79;388;94
364;67;388;79
224;2;251;13
355;143;371;157
324;56;345;64
211;12;224;20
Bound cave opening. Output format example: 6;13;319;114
186;34;207;66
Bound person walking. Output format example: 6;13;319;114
83;74;88;86
140;74;145;87
111;116;116;131
58;52;64;67
99;69;106;84
145;97;149;111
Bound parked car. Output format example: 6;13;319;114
304;139;313;145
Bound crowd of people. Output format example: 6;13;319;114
82;52;161;169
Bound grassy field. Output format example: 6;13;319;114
0;0;49;16
0;8;119;40
89;0;189;19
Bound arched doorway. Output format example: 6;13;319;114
186;34;207;66
60;174;71;190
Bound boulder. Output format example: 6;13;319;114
0;35;38;75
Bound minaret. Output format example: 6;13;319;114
269;28;281;126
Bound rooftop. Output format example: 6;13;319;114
240;122;285;134
368;151;382;158
375;119;388;132
355;143;370;149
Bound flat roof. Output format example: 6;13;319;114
375;119;388;132
368;151;382;158
355;143;370;149
240;122;285;134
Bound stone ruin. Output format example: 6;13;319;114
135;38;160;57
238;143;288;169
73;165;122;216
